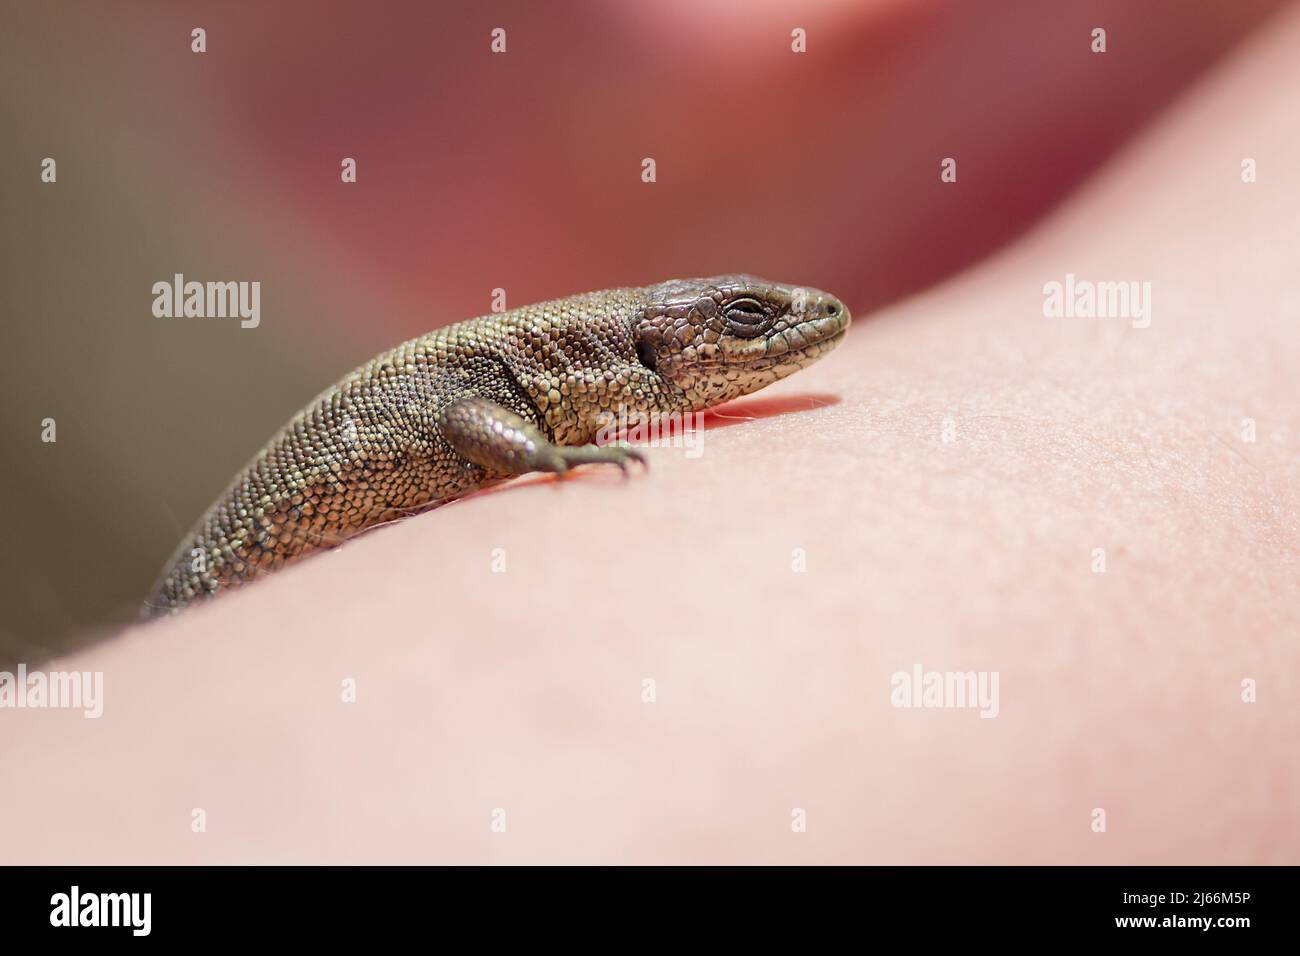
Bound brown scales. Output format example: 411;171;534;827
146;275;850;615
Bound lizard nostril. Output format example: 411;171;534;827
825;302;840;317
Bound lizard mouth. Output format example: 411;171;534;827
730;305;851;369
748;327;847;373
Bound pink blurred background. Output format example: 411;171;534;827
0;0;1289;660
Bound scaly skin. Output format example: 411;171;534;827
146;275;850;615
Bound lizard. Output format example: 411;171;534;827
145;275;850;615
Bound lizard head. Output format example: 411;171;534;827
631;275;850;410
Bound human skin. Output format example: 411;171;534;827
2;10;1297;865
0;0;1283;662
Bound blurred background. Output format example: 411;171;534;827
0;0;1290;663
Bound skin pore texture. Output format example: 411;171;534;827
2;10;1296;864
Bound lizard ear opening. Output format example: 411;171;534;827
635;336;658;372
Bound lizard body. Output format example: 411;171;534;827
147;275;849;614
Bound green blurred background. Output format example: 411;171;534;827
0;0;1288;662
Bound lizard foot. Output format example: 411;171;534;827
543;443;648;475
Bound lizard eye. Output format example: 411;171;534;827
724;298;768;336
635;336;658;372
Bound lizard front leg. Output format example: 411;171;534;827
437;396;646;476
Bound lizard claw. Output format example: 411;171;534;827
604;444;648;474
549;442;647;474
